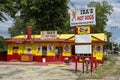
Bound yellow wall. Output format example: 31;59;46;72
8;42;104;59
7;43;71;57
92;45;104;60
93;52;103;60
8;44;13;55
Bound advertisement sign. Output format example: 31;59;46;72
64;45;71;52
94;45;103;52
37;45;42;52
70;7;96;26
75;45;92;54
26;47;32;53
75;34;91;43
77;26;91;34
47;44;54;51
41;31;57;40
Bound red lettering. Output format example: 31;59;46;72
85;15;94;20
77;16;84;21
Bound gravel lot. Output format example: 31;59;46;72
0;62;82;80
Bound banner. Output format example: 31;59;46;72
70;7;96;26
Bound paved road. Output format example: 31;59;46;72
0;62;82;80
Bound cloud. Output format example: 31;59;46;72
107;5;120;27
0;21;13;38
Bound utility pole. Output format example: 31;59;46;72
110;26;118;54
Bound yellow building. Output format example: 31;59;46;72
5;27;107;63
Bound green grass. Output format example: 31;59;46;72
79;55;120;79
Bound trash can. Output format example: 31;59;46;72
42;57;46;63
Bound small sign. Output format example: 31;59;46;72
94;45;103;52
70;7;96;26
41;31;57;40
64;45;70;52
77;26;91;34
37;45;42;52
75;34;91;43
47;44;53;51
26;47;32;53
75;45;92;54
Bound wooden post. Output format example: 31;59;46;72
90;59;93;72
75;59;78;73
82;60;84;73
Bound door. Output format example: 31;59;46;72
55;47;62;61
42;46;47;56
12;46;20;60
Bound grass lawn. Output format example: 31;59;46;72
78;55;120;79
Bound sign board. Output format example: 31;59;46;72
70;7;96;26
77;26;91;34
41;31;57;40
75;34;91;43
75;45;92;54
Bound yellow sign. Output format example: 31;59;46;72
77;26;91;34
21;55;30;62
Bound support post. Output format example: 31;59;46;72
75;59;78;73
82;60;84;73
90;59;93;72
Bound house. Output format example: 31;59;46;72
5;27;107;63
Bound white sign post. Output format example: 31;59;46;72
75;45;92;54
75;34;92;54
70;7;96;26
75;34;91;43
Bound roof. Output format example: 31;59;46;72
91;33;107;41
5;33;107;43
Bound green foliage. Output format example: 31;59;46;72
8;0;70;36
106;41;112;50
0;36;7;52
105;31;112;50
113;43;119;52
0;0;18;22
87;1;113;33
8;17;27;37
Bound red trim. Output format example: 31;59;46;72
34;56;42;62
34;56;63;62
7;54;104;64
5;38;74;43
7;53;20;61
92;35;103;41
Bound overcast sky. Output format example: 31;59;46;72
68;0;120;44
0;0;120;43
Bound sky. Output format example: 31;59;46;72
68;0;120;44
0;0;120;43
0;13;13;38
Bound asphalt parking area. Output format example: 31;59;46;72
0;62;82;80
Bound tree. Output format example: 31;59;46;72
9;0;70;36
0;0;17;22
0;36;7;52
87;1;113;33
8;17;28;37
106;31;112;50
